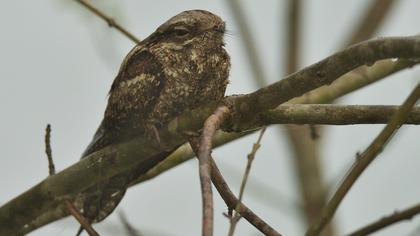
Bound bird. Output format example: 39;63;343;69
76;9;230;234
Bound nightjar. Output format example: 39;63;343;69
77;9;230;231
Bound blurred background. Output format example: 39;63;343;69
0;0;419;235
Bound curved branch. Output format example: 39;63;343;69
210;159;281;236
195;106;230;236
348;203;420;236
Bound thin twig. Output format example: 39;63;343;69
65;200;99;236
74;0;140;44
196;106;230;236
119;211;142;236
44;124;55;176
210;159;282;236
44;124;98;236
228;127;266;236
306;83;420;236
348;203;420;236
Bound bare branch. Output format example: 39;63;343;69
195;106;230;236
189;130;280;235
288;59;416;105
132;131;251;185
44;124;55;176
65;200;99;236
132;104;420;188
74;0;140;44
348;203;420;236
227;36;420;131
210;159;282;236
228;127;266;236
306;83;420;236
43;124;98;235
260;105;420;125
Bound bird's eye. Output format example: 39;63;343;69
173;27;190;37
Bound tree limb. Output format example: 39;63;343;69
195;106;230;236
348;203;420;236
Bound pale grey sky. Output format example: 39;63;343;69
1;1;419;235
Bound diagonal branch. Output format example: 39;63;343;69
74;0;140;44
65;200;99;236
228;127;266;236
348;202;420;236
210;158;282;236
228;36;420;132
306;83;420;236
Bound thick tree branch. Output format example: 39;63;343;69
288;59;416;105
306;83;420;236
131;131;251;185
260;105;420;125
2;35;420;235
132;104;420;187
227;36;420;131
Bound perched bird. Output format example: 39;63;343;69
77;9;230;233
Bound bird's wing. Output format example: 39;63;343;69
77;47;172;227
82;48;166;158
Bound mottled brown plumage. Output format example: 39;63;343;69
77;9;230;231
